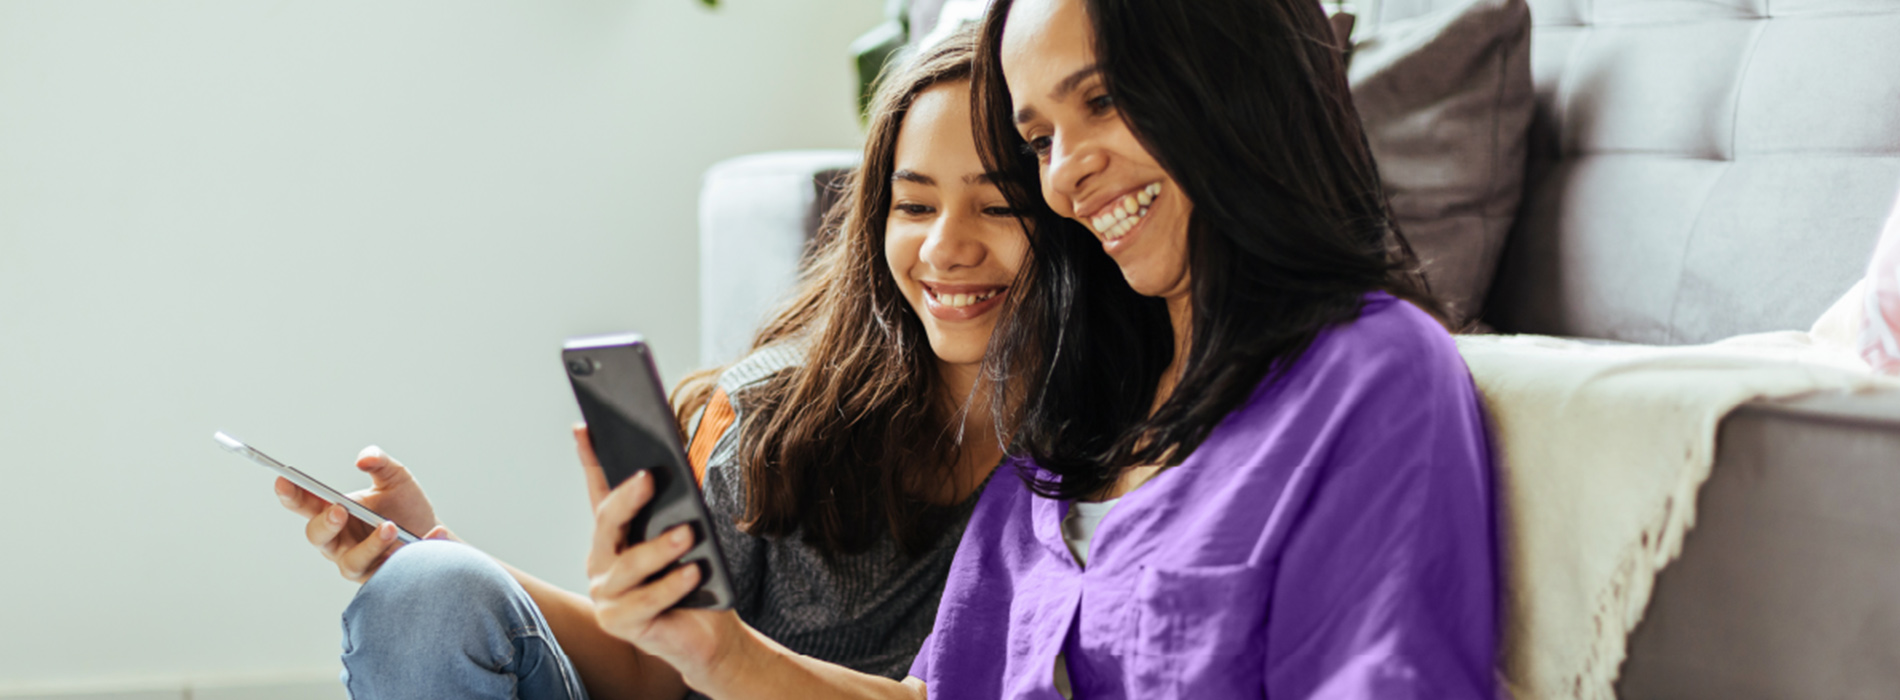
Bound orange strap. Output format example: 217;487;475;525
686;388;736;487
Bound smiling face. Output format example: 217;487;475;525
1000;0;1193;304
886;81;1031;372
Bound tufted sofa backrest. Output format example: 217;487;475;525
1378;0;1900;343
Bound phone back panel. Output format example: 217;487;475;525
563;333;734;610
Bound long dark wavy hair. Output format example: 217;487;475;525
972;0;1442;500
672;29;1003;557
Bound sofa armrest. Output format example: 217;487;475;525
698;150;862;366
1619;388;1900;698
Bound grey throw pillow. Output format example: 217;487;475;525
1349;0;1533;327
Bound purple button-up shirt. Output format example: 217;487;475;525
909;293;1498;699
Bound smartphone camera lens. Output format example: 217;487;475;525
567;357;597;376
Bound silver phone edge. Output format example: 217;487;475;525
214;431;423;543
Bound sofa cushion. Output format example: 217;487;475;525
1350;0;1535;327
1368;0;1900;343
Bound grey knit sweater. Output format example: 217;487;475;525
683;345;985;694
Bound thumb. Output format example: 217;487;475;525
574;424;611;508
423;525;460;542
356;445;416;491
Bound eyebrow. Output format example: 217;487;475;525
891;170;1003;186
1014;64;1101;125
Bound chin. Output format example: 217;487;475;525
927;340;985;367
1115;256;1192;299
1120;270;1170;298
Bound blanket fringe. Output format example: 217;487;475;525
1563;406;1729;698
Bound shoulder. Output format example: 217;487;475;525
1197;295;1492;522
1317;292;1459;370
716;342;808;402
1219;292;1479;438
691;342;809;482
1278;292;1467;400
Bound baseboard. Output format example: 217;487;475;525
0;674;344;700
190;677;344;700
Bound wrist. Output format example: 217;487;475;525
691;616;778;694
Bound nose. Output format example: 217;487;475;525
919;208;987;272
1044;132;1104;210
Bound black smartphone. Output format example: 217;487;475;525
563;332;734;611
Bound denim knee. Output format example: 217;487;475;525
341;540;529;672
339;540;589;700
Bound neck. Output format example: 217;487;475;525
939;360;982;409
935;359;1003;500
1154;293;1193;412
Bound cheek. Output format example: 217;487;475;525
884;232;929;313
996;229;1032;277
884;224;920;286
1148;184;1191;242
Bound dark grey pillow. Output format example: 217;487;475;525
1349;0;1533;326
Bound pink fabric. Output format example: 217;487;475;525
1861;195;1900;374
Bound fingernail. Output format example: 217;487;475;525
670;525;693;546
276;488;294;505
380;523;396;542
328;507;346;525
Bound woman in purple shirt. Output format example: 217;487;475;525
580;0;1498;697
906;0;1501;696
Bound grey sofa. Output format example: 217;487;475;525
1406;0;1900;696
696;0;1900;695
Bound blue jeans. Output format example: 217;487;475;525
340;540;590;700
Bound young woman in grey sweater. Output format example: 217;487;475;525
273;27;1027;700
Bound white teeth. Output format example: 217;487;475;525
935;290;1000;308
1087;183;1162;239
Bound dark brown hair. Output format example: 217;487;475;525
972;0;1442;500
672;28;998;557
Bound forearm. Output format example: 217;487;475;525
691;625;924;700
497;559;688;700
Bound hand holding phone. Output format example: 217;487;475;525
564;333;735;611
575;422;750;678
220;432;443;581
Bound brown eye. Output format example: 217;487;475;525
1019;136;1052;160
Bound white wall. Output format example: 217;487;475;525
0;0;878;691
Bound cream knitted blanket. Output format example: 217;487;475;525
1455;330;1890;700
